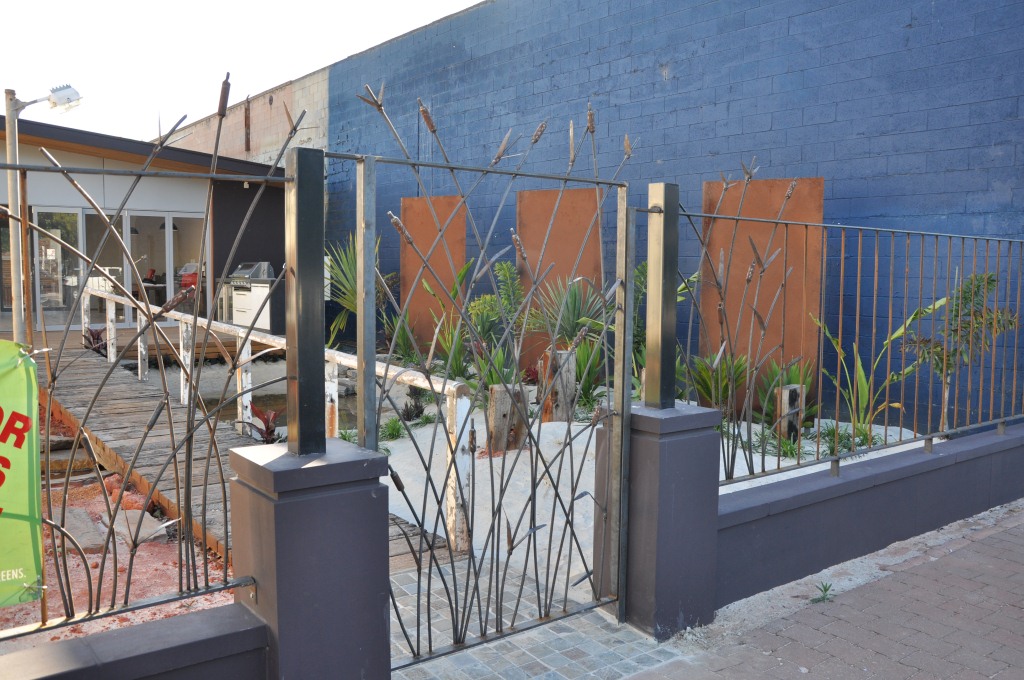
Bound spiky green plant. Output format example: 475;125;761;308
575;337;605;410
379;416;405;441
536;277;608;347
687;352;748;418
904;272;1018;431
813;293;944;436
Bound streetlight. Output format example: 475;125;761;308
5;84;81;344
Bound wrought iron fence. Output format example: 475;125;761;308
669;174;1023;483
335;90;635;667
0;89;300;640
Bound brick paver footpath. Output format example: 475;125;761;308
395;499;1024;679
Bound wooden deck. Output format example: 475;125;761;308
42;348;446;569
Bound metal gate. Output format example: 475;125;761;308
331;93;634;667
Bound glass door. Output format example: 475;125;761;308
34;209;82;328
84;211;127;322
130;214;170;309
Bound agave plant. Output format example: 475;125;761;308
536;277;609;347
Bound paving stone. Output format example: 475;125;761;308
61;507;107;553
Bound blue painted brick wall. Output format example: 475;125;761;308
326;0;1022;423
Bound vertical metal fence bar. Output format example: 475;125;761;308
1011;243;1022;416
236;333;252;435
284;146;327;455
884;233;896;435
899;235;911;435
356;156;378;451
940;236;954;433
926;236;939;434
611;186;633;622
999;241;1013;421
815;229;828;462
832;229;846;475
645;183;678;409
988;240;998;422
912;233;925;437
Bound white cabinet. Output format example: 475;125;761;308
232;283;271;331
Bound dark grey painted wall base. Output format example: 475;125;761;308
0;604;267;680
716;424;1024;608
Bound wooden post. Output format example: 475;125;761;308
540;348;576;422
775;384;805;442
105;298;117;363
81;290;91;349
236;333;252;435
446;392;472;551
136;312;148;381
487;384;528;453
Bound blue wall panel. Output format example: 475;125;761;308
325;0;1022;423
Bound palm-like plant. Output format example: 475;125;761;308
324;235;396;346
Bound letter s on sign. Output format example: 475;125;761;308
0;454;8;489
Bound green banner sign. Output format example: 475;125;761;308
0;340;43;609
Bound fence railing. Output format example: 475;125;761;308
658;186;1023;483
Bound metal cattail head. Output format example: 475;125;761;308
218;73;231;118
569;327;589;352
569;119;576;164
388;211;414;245
492;129;512;165
741;156;759;180
417;98;437;134
623;133;632;159
587;103;595;134
785;179;797;199
510;228;527;263
532;121;547;145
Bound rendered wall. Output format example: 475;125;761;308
715;424;1024;608
0;604;267;680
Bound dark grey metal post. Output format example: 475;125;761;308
230;146;390;678
644;183;679;409
285;147;326;455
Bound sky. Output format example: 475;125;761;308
6;0;481;141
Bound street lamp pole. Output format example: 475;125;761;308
4;89;27;344
5;85;80;344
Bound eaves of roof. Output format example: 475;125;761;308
1;115;283;178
